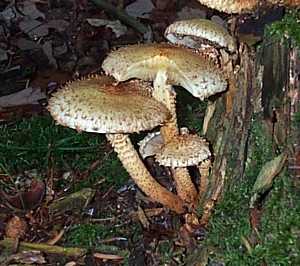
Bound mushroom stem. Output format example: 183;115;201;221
197;159;211;204
171;168;197;205
153;70;178;139
153;70;197;204
106;133;185;214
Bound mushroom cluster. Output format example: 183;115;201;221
48;18;234;219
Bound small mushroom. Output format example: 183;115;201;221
155;136;210;168
139;129;211;204
164;18;236;53
196;0;258;14
48;75;185;213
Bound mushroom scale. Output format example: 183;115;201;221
48;76;170;134
196;0;258;14
165;18;236;52
102;43;227;100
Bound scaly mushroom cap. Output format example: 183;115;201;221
196;0;258;13
165;19;236;52
156;134;211;168
139;130;211;167
48;75;170;133
102;43;227;100
267;0;300;6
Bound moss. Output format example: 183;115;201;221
266;10;300;48
205;116;300;265
0;115;129;190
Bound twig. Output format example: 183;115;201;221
89;0;148;34
93;252;123;261
0;238;86;257
46;229;65;245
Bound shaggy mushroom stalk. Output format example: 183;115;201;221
153;69;178;140
106;133;185;213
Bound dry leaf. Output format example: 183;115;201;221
5;216;28;239
125;0;154;18
0;87;46;107
86;19;127;38
8;250;46;264
93;252;123;261
250;153;287;207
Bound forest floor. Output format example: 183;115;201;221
0;1;299;265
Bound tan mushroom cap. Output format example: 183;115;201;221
102;43;227;100
267;0;300;6
165;19;236;52
139;130;211;167
196;0;258;14
156;134;211;168
48;75;170;133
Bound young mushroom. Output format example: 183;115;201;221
164;18;236;53
47;75;185;214
139;128;211;205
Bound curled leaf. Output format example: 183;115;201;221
250;152;287;207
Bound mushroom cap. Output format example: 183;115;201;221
165;18;236;52
48;75;171;133
267;0;300;6
102;43;227;100
156;134;211;167
196;0;258;14
139;130;211;167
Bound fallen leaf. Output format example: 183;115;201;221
5;216;28;239
250;153;287;207
137;206;150;229
20;0;46;20
19;19;49;38
93;252;123;261
48;188;95;214
8;250;46;264
177;6;206;20
1;180;46;210
125;0;154;18
16;38;41;50
0;87;46;107
0;48;8;61
86;19;127;38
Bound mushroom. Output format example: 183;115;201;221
164;18;236;53
47;75;185;213
102;43;227;101
139;128;211;204
196;0;258;14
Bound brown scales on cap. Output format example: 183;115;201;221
48;76;170;134
165;19;236;52
155;134;211;168
48;75;185;214
196;0;258;14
